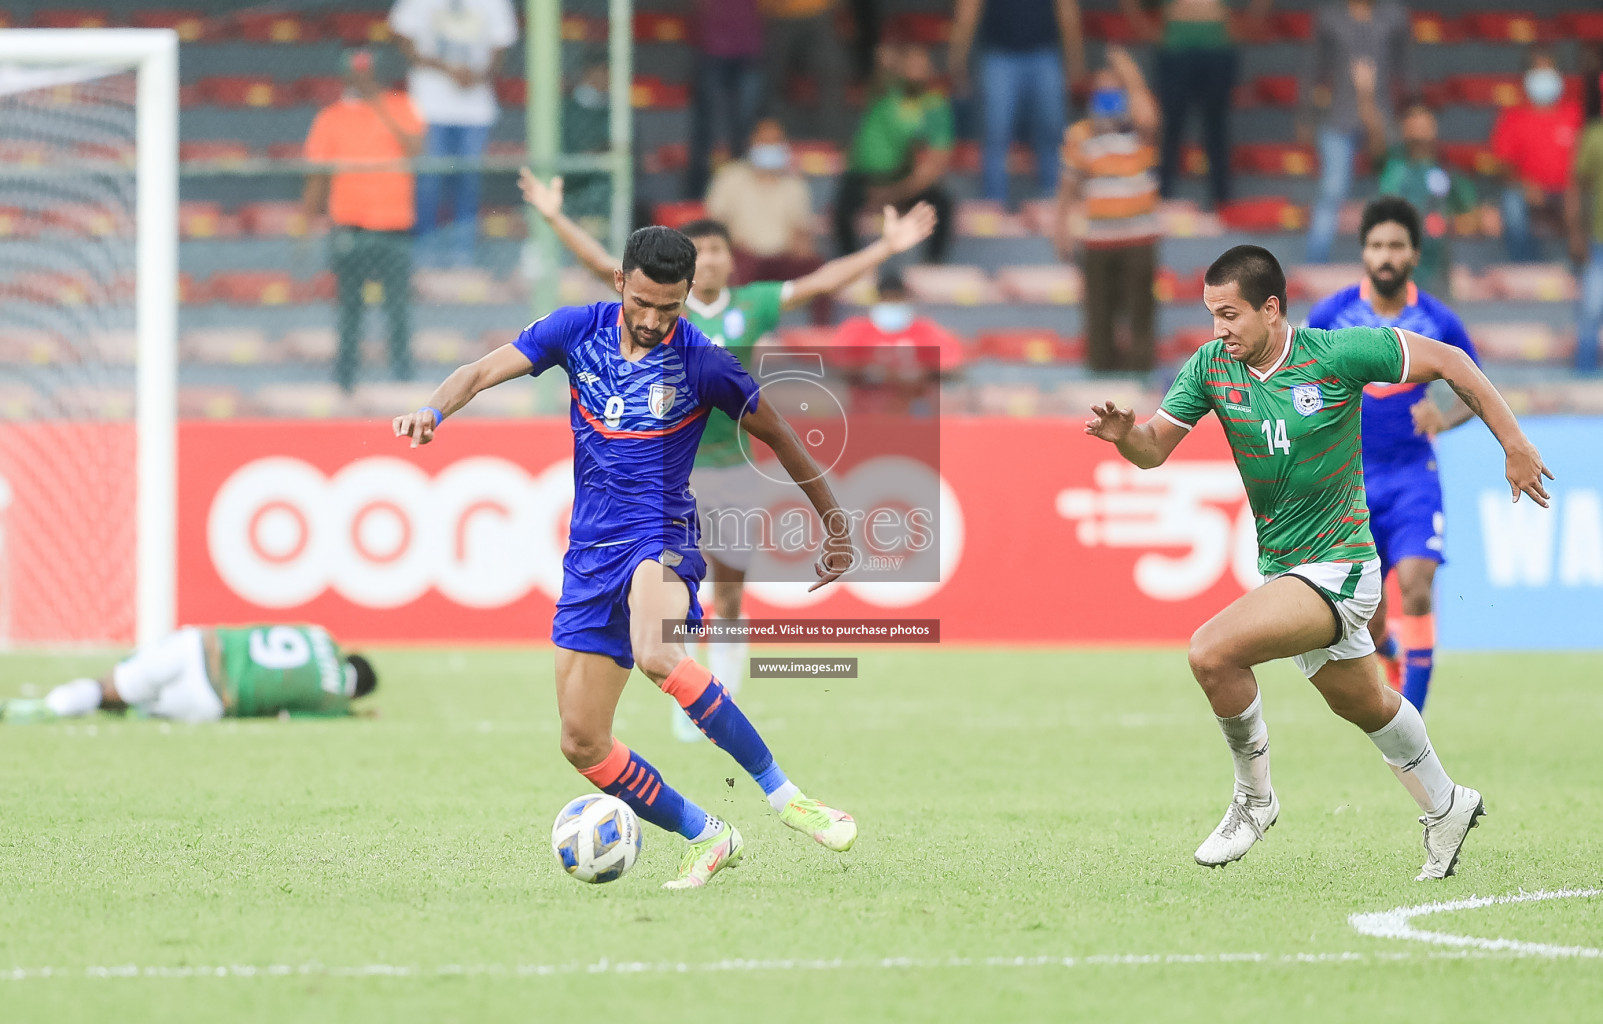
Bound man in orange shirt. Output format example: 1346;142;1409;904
302;49;425;392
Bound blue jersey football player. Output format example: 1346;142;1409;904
394;226;857;888
1306;196;1481;713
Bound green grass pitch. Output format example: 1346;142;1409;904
1;646;1599;1022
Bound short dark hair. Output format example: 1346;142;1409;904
620;226;697;286
677;218;732;246
345;654;377;699
877;267;907;299
1203;244;1287;312
1360;195;1422;250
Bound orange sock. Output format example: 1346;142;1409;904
661;657;713;710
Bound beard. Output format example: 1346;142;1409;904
1368;267;1407;299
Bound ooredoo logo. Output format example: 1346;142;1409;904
207;456;574;608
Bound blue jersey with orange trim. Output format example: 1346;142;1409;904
513;302;761;548
1305;281;1479;468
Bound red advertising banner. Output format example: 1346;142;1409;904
177;418;1255;644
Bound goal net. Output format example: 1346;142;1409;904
0;31;176;648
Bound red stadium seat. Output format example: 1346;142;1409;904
652;201;706;229
562;14;605;42
949;140;1034;176
1448;75;1524;109
233;12;317;44
1233;143;1316;177
31;10;112;29
179;140;252;164
0;206;43;239
180;387;249;420
280;328;336;362
1158;327;1218;363
199;76;287;109
294;76;344;107
956;200;1030;239
324;12;392;45
131;10;210;42
178;201;241;239
413;269;510;305
0;329;70;366
266;142;303;160
634;12;689;43
1437;143;1498;176
1268;12;1313;41
1083;12;1150;43
886;13;952;45
790;140;844;176
1153;267;1205;304
643;142;690;174
902;265;1001;305
1483;264;1577;303
1468;323;1571;363
479;207;527;240
630;76;689;109
238;201;311;238
1217;197;1307;232
1461;13;1549;44
86;330;136;366
1288;264;1363;302
0;12;13;28
413;329;481;366
994;265;1083;304
1253;75;1299;108
1410;12;1461;44
974;330;1084;365
1557;13;1603;42
178;273;209;306
208;272;297;307
181;328;274;366
495;77;526;106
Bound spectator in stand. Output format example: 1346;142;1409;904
1567;67;1603;374
833;41;954;263
949;0;1085;206
562;54;612;221
1491;46;1584;263
1053;46;1161;373
1123;0;1272;211
1301;0;1412;264
1358;89;1477;296
301;49;424;393
687;0;765;199
389;0;517;268
760;0;848;140
830;269;964;416
706;117;828;323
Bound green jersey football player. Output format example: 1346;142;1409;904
1086;245;1552;881
4;625;377;724
519;169;934;738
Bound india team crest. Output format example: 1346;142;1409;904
648;383;677;419
1291;383;1324;416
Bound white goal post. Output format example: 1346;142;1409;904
0;29;178;647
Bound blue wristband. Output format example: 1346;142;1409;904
423;406;443;428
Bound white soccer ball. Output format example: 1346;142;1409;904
551;794;642;883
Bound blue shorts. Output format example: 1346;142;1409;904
1367;461;1446;576
551;536;706;670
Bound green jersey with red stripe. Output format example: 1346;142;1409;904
1158;325;1409;575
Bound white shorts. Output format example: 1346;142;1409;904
113;627;225;723
1275;559;1383;679
691;462;772;573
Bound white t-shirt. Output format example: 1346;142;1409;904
389;0;518;127
705;161;814;257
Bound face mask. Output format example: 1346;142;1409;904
1524;68;1563;107
748;143;791;172
573;83;606;109
1090;88;1128;120
869;302;915;333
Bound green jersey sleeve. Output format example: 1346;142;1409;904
1315;325;1408;388
738;280;786;337
1157;343;1217;429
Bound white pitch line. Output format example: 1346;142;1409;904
0;948;1579;982
1350;888;1603;957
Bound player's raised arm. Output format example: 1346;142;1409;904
1399;329;1553;506
518;169;618;285
392;343;534;448
1084;401;1191;468
781;203;938;310
736;398;855;590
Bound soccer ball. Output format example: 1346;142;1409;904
551;794;641;883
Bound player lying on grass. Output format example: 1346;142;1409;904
393;225;857;889
1086;244;1552;881
1;625;376;723
521;170;933;741
1306;196;1481;713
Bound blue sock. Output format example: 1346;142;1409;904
683;677;784;785
580;741;709;840
1402;648;1433;712
1376;632;1398;659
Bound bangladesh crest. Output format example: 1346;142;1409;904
1291;382;1323;416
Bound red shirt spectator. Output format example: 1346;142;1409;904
1490;98;1582;194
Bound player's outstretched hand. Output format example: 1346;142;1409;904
519;168;563;220
1505;441;1554;507
808;522;857;592
881;202;937;254
1084;401;1135;444
393;408;436;449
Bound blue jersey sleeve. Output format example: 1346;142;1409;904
511;304;596;376
1427;298;1480;366
687;333;761;421
1304;292;1341;330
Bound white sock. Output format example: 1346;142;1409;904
1216;692;1273;804
688;815;723;843
709;637;747;696
766;780;801;814
46;679;102;718
1366;698;1455;817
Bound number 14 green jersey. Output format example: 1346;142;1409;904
1159;325;1409;575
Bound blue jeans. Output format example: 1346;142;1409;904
688;56;762;198
1307;127;1358;264
1579;242;1603;374
979;48;1065;203
1500;184;1544;263
1155;47;1237;208
414;123;491;266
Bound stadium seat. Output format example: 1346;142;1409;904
180;387;249;419
652;201;706;229
479;207;527;240
178;201;241;239
325;12;392;45
1287;264;1363;302
790;140;844;176
413;269;510;305
53;387;134;420
0;329;69;366
974;330;1084;364
956;200;1030;238
634;12;689;43
7;272;98;306
253;384;350;419
0;206;41;239
351;383;439;418
1153;267;1205;304
971;383;1042;416
86;330;136;366
178;273;210;305
1233;143;1316;177
1410;12;1464;44
179;140;252;164
631;76;690;109
233;12;318;44
267;142;304;160
413;329;480;366
43;203;129;238
950;141;1034;176
455;384;541;418
494;77;527;106
1483;264;1578;303
1447;75;1524;109
903;265;1000;305
886;12;952;44
199;76;289;108
562;14;605;42
237;201;310;238
1438;143;1498;176
642;142;689;174
557;269;616;307
131;10;210;42
0;384;41;420
181;328;274;366
208;272;296;306
1468;323;1571;363
1462;13;1549;44
280;327;337;363
295;273;338;303
1158;201;1224;239
294;76;345;107
995;265;1083;304
1218;197;1307;232
1159;327;1220;364
1251;75;1299;108
31;10;112;29
1082;12;1148;43
1557;13;1603;42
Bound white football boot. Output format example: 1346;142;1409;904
1416;785;1485;881
1194;789;1279;867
